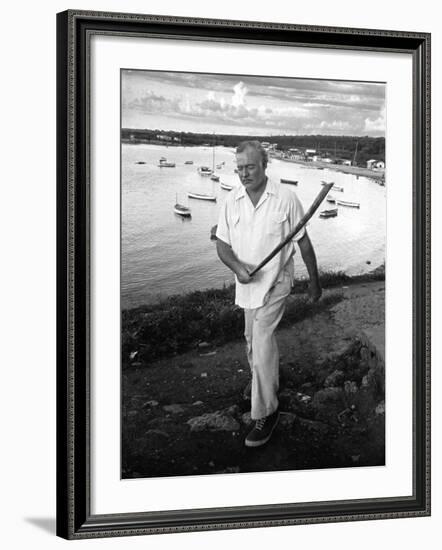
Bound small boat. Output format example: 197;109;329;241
158;162;176;167
174;203;192;217
188;192;217;202
198;166;213;176
337;199;360;208
210;174;220;182
135;161;146;165
220;182;233;191
159;156;167;161
280;178;298;185
320;208;338;218
326;196;336;204
184;160;194;165
322;181;344;192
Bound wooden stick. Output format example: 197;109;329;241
249;182;334;277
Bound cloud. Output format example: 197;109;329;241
364;107;386;134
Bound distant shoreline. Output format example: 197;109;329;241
278;157;386;180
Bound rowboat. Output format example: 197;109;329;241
188;192;217;202
337;199;360;208
280;178;298;185
158;158;175;167
319;208;338;218
220;182;233;191
174;203;192;217
135;161;146;164
184;160;194;165
198;166;213;176
322;182;344;192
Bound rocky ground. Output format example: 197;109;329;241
122;281;385;479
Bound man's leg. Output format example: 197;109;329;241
250;270;292;420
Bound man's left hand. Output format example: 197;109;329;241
308;281;322;303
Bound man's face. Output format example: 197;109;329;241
236;147;266;193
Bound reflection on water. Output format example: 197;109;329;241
122;144;386;308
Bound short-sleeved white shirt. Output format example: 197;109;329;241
216;178;306;309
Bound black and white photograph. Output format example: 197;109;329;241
121;69;387;479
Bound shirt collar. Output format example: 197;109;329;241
235;177;278;201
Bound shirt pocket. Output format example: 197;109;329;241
268;211;288;237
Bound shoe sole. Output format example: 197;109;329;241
244;413;279;448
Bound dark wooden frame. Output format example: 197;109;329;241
56;9;431;539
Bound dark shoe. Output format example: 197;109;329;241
245;409;279;448
242;380;252;400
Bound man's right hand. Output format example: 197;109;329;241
236;265;253;284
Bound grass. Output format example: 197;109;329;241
122;266;384;366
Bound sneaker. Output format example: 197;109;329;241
245;409;280;448
242;380;252;400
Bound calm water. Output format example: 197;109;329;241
122;144;386;309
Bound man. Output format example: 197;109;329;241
216;140;321;448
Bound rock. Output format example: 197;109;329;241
201;373;208;378
351;454;361;463
187;410;240;432
192;401;204;406
198;341;210;349
344;381;358;395
279;412;297;429
241;412;253;426
375;401;385;415
142;400;159;409
300;395;312;403
131;362;142;368
312;387;346;422
145;429;169;440
163;404;185;414
324;370;345;388
297;417;329;435
130;351;138;360
179;361;194;369
225;404;240;417
127;411;138;418
200;351;217;357
209;461;215;467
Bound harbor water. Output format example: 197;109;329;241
122;144;386;309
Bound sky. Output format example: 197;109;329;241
122;70;385;137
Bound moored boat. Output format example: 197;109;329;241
280;178;298;185
319;208;338;218
337;199;360;208
174;203;192;217
135;161;146;164
322;181;344;192
210;174;220;182
220;182;233;191
184;160;194;165
198;166;213;176
326;196;336;204
158;162;176;167
188;192;217;202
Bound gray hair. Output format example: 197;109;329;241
236;140;268;168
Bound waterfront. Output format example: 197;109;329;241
122;144;386;309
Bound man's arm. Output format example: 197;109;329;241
298;231;322;302
216;238;252;284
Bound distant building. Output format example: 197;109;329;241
367;159;385;170
156;134;172;141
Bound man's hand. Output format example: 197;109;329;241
308;280;322;302
236;264;253;284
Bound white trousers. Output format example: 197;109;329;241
244;270;292;419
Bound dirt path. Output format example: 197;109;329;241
122;281;385;479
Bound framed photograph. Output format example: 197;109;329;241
56;10;431;539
